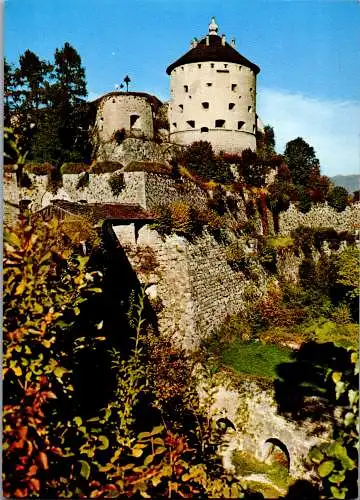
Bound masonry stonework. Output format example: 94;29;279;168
114;225;267;351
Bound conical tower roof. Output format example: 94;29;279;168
166;18;260;75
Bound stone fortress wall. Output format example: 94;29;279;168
4;167;359;234
168;60;257;153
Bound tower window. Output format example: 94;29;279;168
130;114;140;128
202;102;209;109
179;104;184;111
173;123;177;128
186;120;195;128
198;64;201;69
201;127;209;133
112;99;116;103
231;84;237;91
215;119;225;128
238;121;245;130
228;103;235;110
206;82;212;87
181;66;184;71
211;63;215;68
239;66;242;70
184;85;188;92
224;63;228;68
250;88;253;91
248;106;252;112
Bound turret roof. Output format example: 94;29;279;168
166;33;260;75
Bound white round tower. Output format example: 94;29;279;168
166;18;260;154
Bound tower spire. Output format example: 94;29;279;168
208;16;219;35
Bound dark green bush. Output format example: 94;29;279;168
327;186;349;212
108;172;125;196
181;141;233;183
47;166;63;194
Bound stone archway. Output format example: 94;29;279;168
262;438;290;471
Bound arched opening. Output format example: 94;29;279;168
130;114;140;128
262;438;290;470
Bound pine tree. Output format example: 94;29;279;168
284;137;320;186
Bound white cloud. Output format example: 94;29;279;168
257;88;360;177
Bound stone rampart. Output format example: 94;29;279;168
278;203;360;235
114;225;267;351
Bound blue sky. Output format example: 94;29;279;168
5;0;360;176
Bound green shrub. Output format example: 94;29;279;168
152;202;204;239
108;172;125;196
47;166;63;194
226;241;249;272
90;161;123;174
60;162;89;174
327;186;349;212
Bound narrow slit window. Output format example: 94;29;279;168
198;64;201;69
184;85;188;92
228;103;235;110
206;82;212;87
187;120;195;128
238;121;245;130
181;66;184;71
173;123;177;128
179;104;184;111
231;84;237;91
248;106;252;112
201;127;209;133
112;99;116;103
215;119;225;128
202;102;209;109
224;63;228;68
211;63;215;68
250;88;253;91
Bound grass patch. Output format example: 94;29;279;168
233;450;292;491
221;340;292;379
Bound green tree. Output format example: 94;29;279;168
181;141;232;183
327;186;349;212
238;148;269;187
52;42;88;160
284;137;320;186
17;50;52;115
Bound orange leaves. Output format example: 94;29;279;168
38;451;49;470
